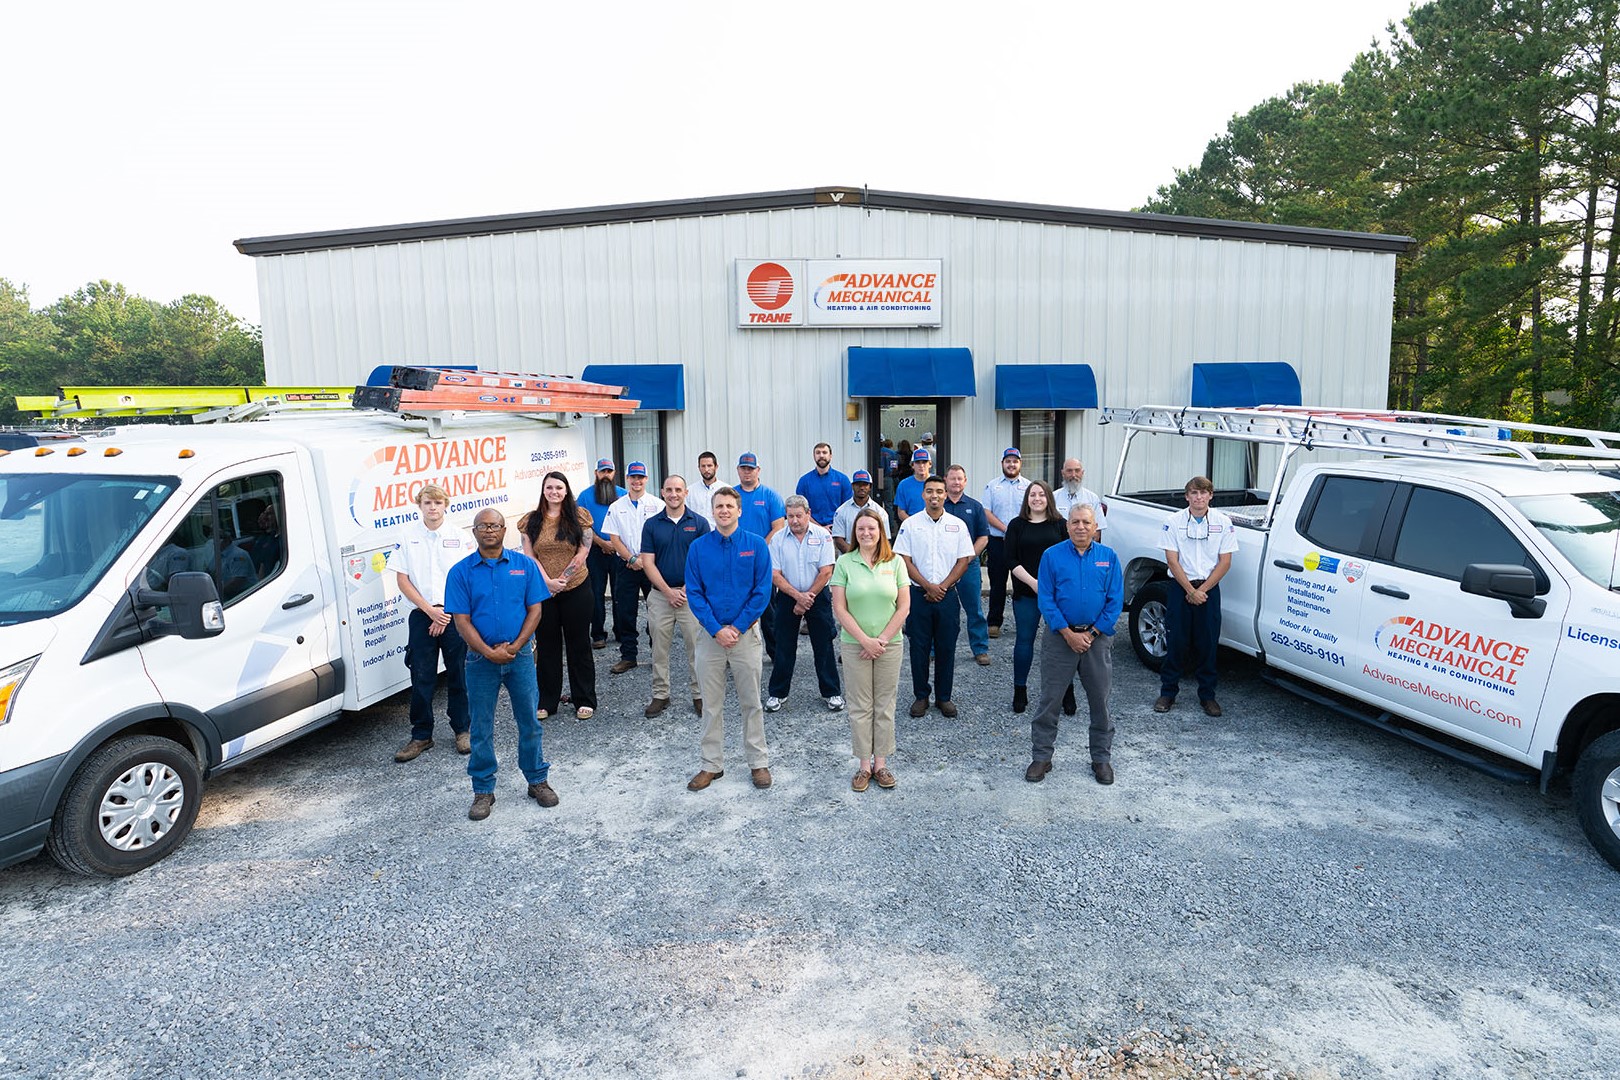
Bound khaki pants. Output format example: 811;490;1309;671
647;589;702;702
842;639;903;757
694;624;769;771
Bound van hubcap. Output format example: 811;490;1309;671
100;762;185;850
1602;771;1620;836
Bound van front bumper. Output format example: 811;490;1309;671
0;753;66;870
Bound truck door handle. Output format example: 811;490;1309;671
281;593;315;610
1371;585;1409;599
1273;559;1304;571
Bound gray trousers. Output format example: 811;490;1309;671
1031;631;1114;764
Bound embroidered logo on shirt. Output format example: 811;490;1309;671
509;569;527;576
740;550;756;557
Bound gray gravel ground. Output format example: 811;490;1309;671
2;617;1618;1079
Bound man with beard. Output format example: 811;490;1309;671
688;450;723;527
1053;458;1107;539
795;441;851;528
577;459;625;649
981;448;1031;639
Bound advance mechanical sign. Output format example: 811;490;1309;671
736;258;943;328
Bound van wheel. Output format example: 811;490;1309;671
1573;730;1620;873
45;735;203;877
1129;581;1170;671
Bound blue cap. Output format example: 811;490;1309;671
852;469;873;484
626;461;647;478
1002;447;1021;459
595;458;615;471
911;447;931;462
737;452;759;468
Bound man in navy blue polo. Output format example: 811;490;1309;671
445;508;555;821
640;474;711;719
795;441;850;528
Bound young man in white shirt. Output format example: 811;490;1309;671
893;475;975;719
603;462;665;674
1156;475;1238;717
391;483;473;761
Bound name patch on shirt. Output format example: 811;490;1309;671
443;538;463;548
682;525;697;533
740;549;756;557
509;568;528;576
945;523;961;532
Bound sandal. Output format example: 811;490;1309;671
851;769;872;792
873;767;897;789
575;706;594;720
536;708;550;720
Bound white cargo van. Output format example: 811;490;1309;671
0;410;586;875
1102;406;1620;871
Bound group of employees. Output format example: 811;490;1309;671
389;442;1235;821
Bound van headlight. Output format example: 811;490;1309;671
0;656;39;726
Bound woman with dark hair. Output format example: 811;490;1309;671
1005;480;1066;713
519;472;597;719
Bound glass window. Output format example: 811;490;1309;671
1393;486;1538;584
1510;489;1620;589
1298;476;1389;556
145;472;285;607
614;412;666;484
0;474;178;625
1012;410;1061;488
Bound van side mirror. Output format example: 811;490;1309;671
137;572;226;639
1460;563;1545;619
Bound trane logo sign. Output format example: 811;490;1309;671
735;258;943;328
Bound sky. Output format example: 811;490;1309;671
2;0;1417;327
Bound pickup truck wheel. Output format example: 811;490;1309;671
1129;581;1170;672
1573;729;1620;872
45;735;203;878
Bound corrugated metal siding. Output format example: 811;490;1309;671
255;205;1396;494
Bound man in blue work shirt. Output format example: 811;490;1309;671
576;459;625;649
893;447;931;522
734;452;786;662
639;474;711;719
943;464;992;666
795;441;851;528
445;508;557;820
982;447;1032;640
1027;505;1123;787
684;487;774;792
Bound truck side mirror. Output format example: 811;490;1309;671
1460;563;1545;619
136;572;226;639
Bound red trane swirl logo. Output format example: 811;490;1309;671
746;263;794;310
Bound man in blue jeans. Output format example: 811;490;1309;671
445;508;556;820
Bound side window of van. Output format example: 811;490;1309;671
144;473;286;607
1391;485;1541;586
1298;476;1391;556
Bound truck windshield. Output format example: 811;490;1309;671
0;474;179;624
1511;490;1620;590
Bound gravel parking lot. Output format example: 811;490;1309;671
2;625;1617;1079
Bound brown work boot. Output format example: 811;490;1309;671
395;738;433;762
528;782;560;808
454;732;471;755
751;767;773;789
468;792;494;820
644;698;670;718
687;769;723;792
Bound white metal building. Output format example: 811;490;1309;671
236;186;1409;496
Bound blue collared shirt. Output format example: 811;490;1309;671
576;483;626;538
769;522;836;591
795;468;852;526
641;508;710;587
685;527;773;635
982;474;1032;536
894;475;927;516
444;548;551;645
1036;539;1123;637
735;483;786;538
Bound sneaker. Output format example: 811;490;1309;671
825;695;845;711
395;738;433;763
528;782;560;808
468;792;494;820
764;696;784;713
454;731;471;755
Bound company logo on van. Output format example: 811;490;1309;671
347;437;511;529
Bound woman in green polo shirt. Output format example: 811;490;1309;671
830;508;911;791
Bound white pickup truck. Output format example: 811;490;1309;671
1103;406;1620;871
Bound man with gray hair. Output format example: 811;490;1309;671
765;495;842;712
1053;458;1107;536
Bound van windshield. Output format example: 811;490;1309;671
1511;489;1620;590
0;474;179;624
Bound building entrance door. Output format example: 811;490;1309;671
868;400;948;502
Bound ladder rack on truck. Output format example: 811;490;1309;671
1101;405;1620;469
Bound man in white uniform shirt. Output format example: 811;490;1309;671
687;450;723;527
391;483;472;761
1155;475;1239;717
893;475;975;719
764;496;842;713
831;469;893;554
604;461;666;674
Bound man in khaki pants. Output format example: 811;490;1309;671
640;475;710;718
684;487;774;791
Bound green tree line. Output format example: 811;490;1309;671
0;278;265;424
1144;0;1620;428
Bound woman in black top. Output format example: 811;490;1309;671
1004;480;1066;713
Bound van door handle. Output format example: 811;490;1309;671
1273;559;1304;571
1371;585;1409;599
281;593;315;610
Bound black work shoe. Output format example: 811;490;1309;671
1012;686;1028;713
909;697;929;718
1024;760;1052;783
1062;685;1078;716
1092;761;1115;785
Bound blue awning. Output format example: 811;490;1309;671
580;364;685;410
993;364;1098;410
1190;362;1302;407
847;347;976;398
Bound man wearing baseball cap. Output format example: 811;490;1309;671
603;461;665;674
893;446;932;523
735;452;786;662
831;469;893;555
576;459;625;649
982;447;1031;640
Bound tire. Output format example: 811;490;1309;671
1573;729;1620;873
45;735;203;877
1129;580;1170;671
